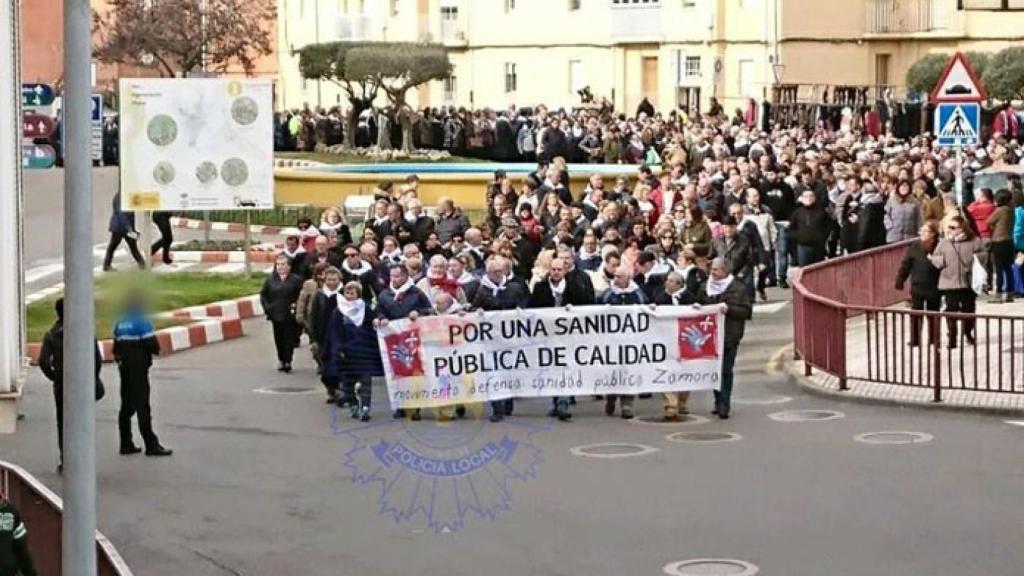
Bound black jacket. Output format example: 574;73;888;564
566;268;596;304
38;322;104;399
698;278;753;349
405;215;435;246
634;272;667;303
710;236;757;280
530;277;592;308
308;290;339;348
896;242;940;299
760;179;796;221
260;272;304;323
600;285;647;305
855;197;887;252
376;285;434;320
472;279;531;310
789;204;832;247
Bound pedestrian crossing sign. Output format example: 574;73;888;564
935;102;980;148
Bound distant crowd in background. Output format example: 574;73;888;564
261;97;1024;424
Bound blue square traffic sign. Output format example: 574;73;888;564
935;102;980;148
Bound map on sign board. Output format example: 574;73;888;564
118;78;273;211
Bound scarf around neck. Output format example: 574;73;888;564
549;278;566;296
454;271;476;285
706;274;734;297
321;286;340;298
337;297;366;327
391;279;415;299
480;275;507;297
342;259;372;276
428;275;460;298
609;281;640;296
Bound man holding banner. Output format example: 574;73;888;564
598;265;649;419
529;256;592;421
697;257;753;420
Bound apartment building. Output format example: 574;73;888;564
277;0;1024;114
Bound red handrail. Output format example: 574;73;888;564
793;239;1024;400
0;460;133;576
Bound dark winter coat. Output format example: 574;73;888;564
529;277;592;308
600;285;647;305
260;272;304;323
471;279;531;310
38;321;104;399
896;242;940;299
710;235;757;280
697;278;752;349
322;308;384;380
788;204;832;248
376;285;434;320
112;310;161;381
108;192;135;235
434;211;471;244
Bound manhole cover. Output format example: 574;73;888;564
666;431;742;444
569;443;659;459
663;558;759;575
768;409;845;422
853;431;933;445
732;395;792;406
630;414;710;426
253;386;318;395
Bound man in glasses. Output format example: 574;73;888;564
340;245;379;304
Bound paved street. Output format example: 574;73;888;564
23;167;237;295
3;292;1023;575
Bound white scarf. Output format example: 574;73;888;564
706;274;734;297
283;245;305;259
337;297;366;327
609;281;641;296
549;278;566;296
321;286;340;298
480;275;507;297
390;279;414;299
319;221;344;234
342;259;372;276
405;212;419;224
381;249;403;264
578;245;601;261
373;216;389;227
454;271;476;285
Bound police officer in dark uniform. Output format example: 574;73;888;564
113;297;172;457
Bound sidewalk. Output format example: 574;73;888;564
789;296;1024;414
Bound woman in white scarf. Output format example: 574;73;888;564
697;258;753;420
323;282;383;422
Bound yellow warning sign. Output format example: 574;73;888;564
126;191;161;210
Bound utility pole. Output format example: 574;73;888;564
63;0;97;573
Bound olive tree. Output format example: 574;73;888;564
982;47;1024;102
299;42;382;148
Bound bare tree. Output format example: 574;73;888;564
94;0;276;78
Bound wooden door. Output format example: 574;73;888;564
642;56;659;107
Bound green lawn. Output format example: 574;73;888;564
27;272;266;342
277;151;489;165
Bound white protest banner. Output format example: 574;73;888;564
377;305;725;409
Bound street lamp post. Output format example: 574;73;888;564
63;0;98;572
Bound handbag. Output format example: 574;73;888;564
971;255;988;295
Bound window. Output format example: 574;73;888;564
569;0;581;9
685;56;701;79
444;76;457;102
960;0;1024;8
505;0;515;11
569;60;583;94
504;63;518;93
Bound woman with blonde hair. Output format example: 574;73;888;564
319;206;352;246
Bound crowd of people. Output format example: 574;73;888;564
264;100;1024;425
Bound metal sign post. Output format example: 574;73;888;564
62;0;97;573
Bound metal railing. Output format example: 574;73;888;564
866;0;952;33
793;240;1024;400
0;460;133;575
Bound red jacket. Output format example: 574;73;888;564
993;108;1020;139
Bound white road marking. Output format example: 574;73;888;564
24;263;64;283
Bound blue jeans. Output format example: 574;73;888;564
796;244;825;267
713;345;739;415
775;222;790;282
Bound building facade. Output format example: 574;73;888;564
277;0;1024;114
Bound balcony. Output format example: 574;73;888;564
336;15;383;41
610;0;663;42
440;19;468;47
866;0;954;34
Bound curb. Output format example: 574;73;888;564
784;360;1024;417
154;294;263;322
169;251;279;264
26;317;246;366
170;217;285;236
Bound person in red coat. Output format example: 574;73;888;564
992;103;1020;141
864;105;882;139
